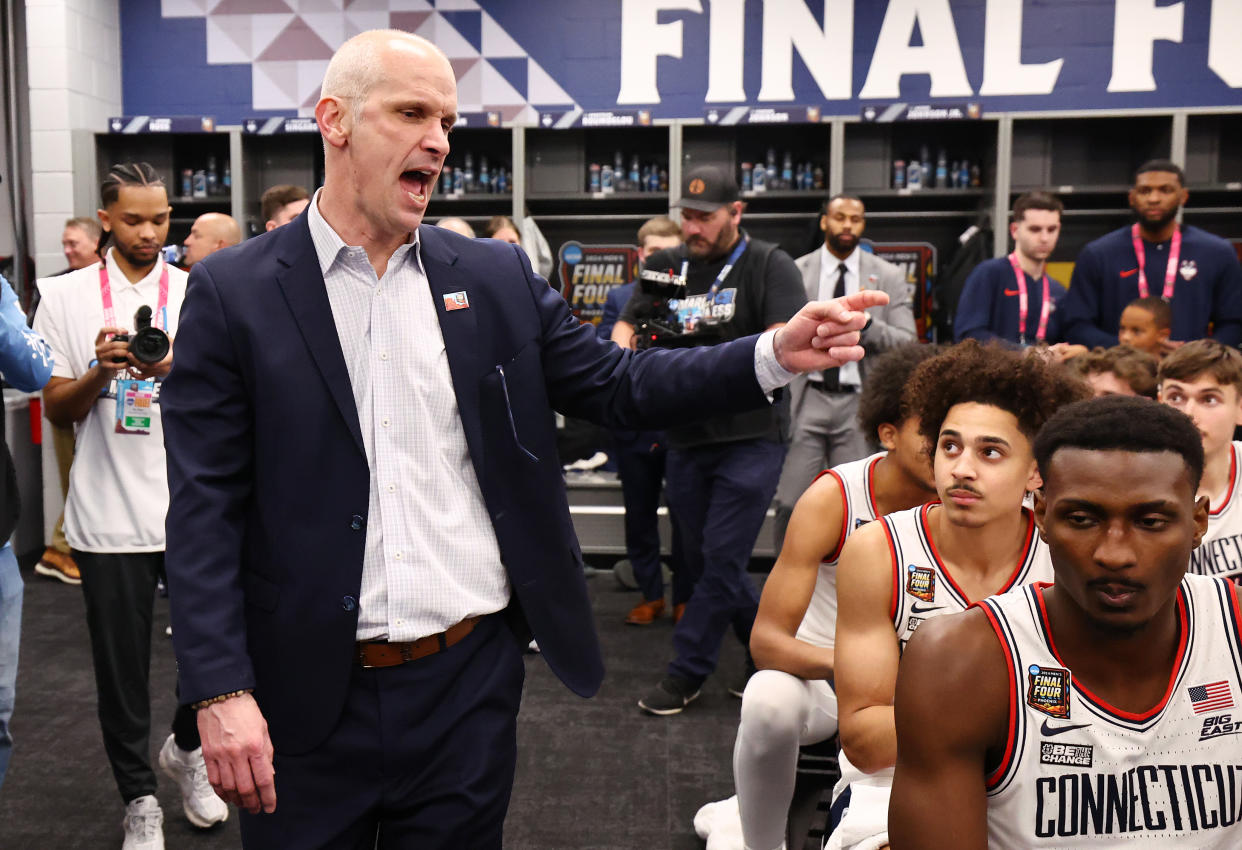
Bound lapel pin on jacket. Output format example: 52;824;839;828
443;291;470;311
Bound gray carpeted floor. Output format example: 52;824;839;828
0;557;755;849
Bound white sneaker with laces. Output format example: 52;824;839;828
122;795;164;850
158;734;229;828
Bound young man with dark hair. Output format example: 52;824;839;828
1119;295;1173;358
1060;160;1242;348
34;162;225;849
888;395;1242;849
1158;339;1242;582
260;183;309;232
694;343;940;850
1072;345;1160;399
828;340;1088;850
955;192;1072;349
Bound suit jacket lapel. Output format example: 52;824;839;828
803;249;821;301
418;226;486;478
274;220;366;457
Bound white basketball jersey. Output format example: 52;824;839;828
885;503;1053;652
795;452;887;648
983;574;1242;848
1190;442;1242;582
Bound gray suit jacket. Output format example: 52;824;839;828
789;247;917;412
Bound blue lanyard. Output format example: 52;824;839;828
707;236;749;299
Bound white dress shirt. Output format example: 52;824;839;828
817;244;862;388
306;192;796;641
307;193;509;641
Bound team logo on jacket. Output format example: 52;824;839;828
1027;665;1072;718
1180;260;1198;281
906;565;935;602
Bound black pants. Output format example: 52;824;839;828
74;550;199;803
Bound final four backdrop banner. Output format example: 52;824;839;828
126;0;1241;126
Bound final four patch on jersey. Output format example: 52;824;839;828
1027;665;1072;718
906;565;935;602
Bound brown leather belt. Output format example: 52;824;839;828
356;616;482;668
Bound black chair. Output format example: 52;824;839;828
785;734;842;850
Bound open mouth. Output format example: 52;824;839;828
400;169;433;203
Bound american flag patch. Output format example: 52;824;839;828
1189;681;1234;714
443;291;469;311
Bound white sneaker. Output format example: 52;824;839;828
693;795;739;839
158;734;229;828
123;795;164;850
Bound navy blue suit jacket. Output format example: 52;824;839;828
162;216;769;753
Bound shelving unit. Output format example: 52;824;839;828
94;129;238;248
88;106;1242;303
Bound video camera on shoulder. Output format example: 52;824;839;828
634;261;723;349
111;305;170;365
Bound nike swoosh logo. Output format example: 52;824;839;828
1041;719;1091;737
1003;288;1021;296
1120;268;1139;278
909;602;943;615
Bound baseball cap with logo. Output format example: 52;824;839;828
680;164;740;213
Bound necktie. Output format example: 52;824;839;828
822;264;847;391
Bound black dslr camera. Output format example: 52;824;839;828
112;306;170;365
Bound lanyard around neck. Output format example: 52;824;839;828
706;236;749;299
1008;252;1050;345
1131;222;1181;301
99;261;170;332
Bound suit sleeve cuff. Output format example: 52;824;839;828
755;329;799;396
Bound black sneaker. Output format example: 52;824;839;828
638;676;701;716
727;652;757;699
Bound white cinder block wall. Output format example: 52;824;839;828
26;0;121;277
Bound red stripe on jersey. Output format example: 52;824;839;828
823;469;850;564
1210;444;1238;517
883;517;901;623
921;505;1037;605
977;600;1018;790
1034;583;1189;723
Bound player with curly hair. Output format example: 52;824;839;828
693;343;941;850
827;340;1089;850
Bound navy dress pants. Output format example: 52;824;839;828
663;438;786;683
239;614;525;850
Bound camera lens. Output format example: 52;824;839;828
130;327;170;364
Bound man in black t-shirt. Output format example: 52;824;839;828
620;165;807;715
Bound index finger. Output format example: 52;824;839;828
838;289;890;312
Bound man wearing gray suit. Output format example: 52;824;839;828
773;196;917;547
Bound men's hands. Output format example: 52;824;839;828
772;290;891;374
93;327;131;377
127;339;173;380
196;693;277;814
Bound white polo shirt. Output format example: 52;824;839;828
34;250;188;553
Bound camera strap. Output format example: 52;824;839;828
99;261;170;333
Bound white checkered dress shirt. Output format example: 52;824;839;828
307;193;509;641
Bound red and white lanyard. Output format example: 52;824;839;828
1131;222;1182;301
99;261;170;332
1008;252;1050;345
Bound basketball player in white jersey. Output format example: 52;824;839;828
830;340;1088;850
890;395;1242;848
1157;339;1242;582
693;344;942;850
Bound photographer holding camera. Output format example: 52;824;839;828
620;165;808;715
34;163;225;849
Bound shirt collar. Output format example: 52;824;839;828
820;243;860;278
306;188;422;278
103;248;166;293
